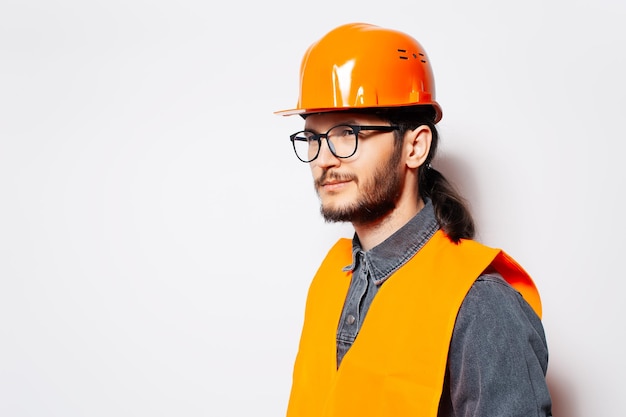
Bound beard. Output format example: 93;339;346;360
316;146;403;225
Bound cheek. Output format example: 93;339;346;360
359;138;397;160
357;150;395;173
309;164;321;178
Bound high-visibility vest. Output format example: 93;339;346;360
287;230;541;417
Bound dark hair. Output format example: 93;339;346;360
365;106;475;242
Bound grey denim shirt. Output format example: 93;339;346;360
337;199;552;416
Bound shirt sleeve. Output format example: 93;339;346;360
438;274;553;417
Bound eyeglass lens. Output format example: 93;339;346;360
291;125;358;162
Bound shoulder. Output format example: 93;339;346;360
463;273;536;315
454;272;547;355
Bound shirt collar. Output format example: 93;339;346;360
344;198;440;285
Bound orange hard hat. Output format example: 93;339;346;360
276;23;442;123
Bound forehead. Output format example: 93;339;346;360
303;112;387;131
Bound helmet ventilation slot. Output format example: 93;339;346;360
397;49;426;63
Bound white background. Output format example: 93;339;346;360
1;1;624;416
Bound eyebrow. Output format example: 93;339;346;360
304;119;359;133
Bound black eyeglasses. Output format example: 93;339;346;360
289;124;400;163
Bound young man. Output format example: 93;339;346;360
276;23;552;417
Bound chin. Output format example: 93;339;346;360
319;202;356;223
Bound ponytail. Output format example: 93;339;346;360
419;164;475;242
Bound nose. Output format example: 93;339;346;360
314;137;340;168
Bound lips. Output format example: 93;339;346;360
316;176;354;194
321;179;349;186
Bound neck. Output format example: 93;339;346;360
353;197;425;251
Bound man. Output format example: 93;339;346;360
276;23;552;417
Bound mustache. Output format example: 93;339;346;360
315;170;356;188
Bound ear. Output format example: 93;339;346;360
404;125;432;169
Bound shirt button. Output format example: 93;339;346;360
346;314;356;325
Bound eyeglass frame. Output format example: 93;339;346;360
289;124;400;163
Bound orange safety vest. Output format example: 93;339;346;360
286;230;541;417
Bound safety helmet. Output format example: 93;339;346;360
276;23;442;123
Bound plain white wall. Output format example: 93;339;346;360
1;1;624;416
